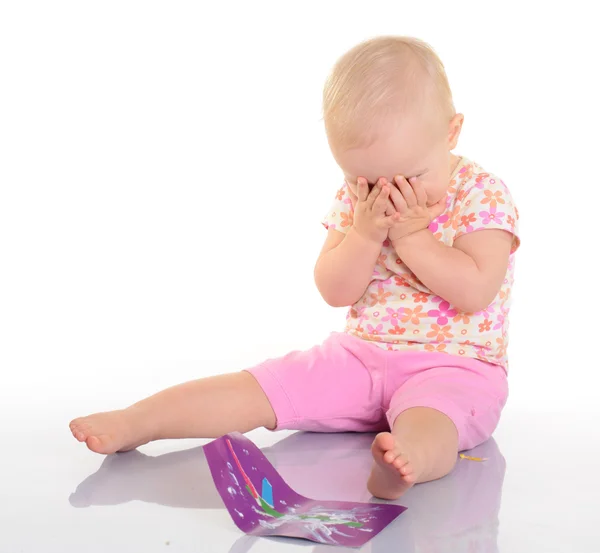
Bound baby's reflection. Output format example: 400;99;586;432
70;432;505;553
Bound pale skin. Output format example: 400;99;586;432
319;112;512;499
70;112;512;501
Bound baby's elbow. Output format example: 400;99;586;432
319;289;354;308
314;282;355;308
460;298;489;314
324;297;348;308
456;287;498;314
314;266;355;307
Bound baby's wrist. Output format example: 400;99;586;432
350;225;385;249
390;228;431;250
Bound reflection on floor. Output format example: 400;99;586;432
70;432;505;552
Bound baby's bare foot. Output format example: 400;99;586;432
69;407;153;455
367;432;422;500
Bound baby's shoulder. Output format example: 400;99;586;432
444;157;520;242
451;157;516;204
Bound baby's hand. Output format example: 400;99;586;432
346;177;396;215
387;175;446;243
350;177;397;244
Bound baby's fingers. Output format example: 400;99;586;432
364;183;381;210
389;183;408;213
429;198;446;220
409;177;428;207
365;177;387;209
395;175;417;207
346;183;358;204
385;199;396;216
357;178;370;202
381;213;401;228
372;185;390;213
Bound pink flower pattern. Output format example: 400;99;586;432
428;300;458;325
322;157;520;369
477;305;495;319
382;307;404;325
366;324;383;335
479;206;505;225
493;307;509;330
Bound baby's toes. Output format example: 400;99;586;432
395;459;416;483
392;455;407;470
86;434;112;454
73;428;90;441
383;450;398;464
373;432;396;455
70;421;92;440
70;418;88;431
402;470;417;485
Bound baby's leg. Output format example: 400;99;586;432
367;360;507;500
70;372;276;455
367;407;458;500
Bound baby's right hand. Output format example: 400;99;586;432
350;177;396;244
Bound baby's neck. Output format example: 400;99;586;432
449;153;461;177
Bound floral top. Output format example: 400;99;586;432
322;156;520;370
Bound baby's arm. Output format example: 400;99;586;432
392;229;512;313
314;227;381;307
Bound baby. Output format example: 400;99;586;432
70;36;519;500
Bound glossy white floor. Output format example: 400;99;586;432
3;401;598;552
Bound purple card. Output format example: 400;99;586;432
203;432;406;547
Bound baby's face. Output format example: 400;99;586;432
334;119;454;207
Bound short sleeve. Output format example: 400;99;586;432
454;176;520;254
321;182;354;234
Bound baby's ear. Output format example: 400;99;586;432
447;113;464;149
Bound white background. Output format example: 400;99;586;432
2;2;600;552
2;3;599;428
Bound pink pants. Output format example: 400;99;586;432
246;332;508;451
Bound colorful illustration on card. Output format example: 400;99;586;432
204;432;406;547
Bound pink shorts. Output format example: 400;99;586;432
246;332;508;451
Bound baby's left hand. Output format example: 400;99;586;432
387;176;446;243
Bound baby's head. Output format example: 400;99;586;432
323;36;463;205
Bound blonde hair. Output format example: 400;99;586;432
322;36;455;151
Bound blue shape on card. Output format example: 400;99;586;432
262;477;273;507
